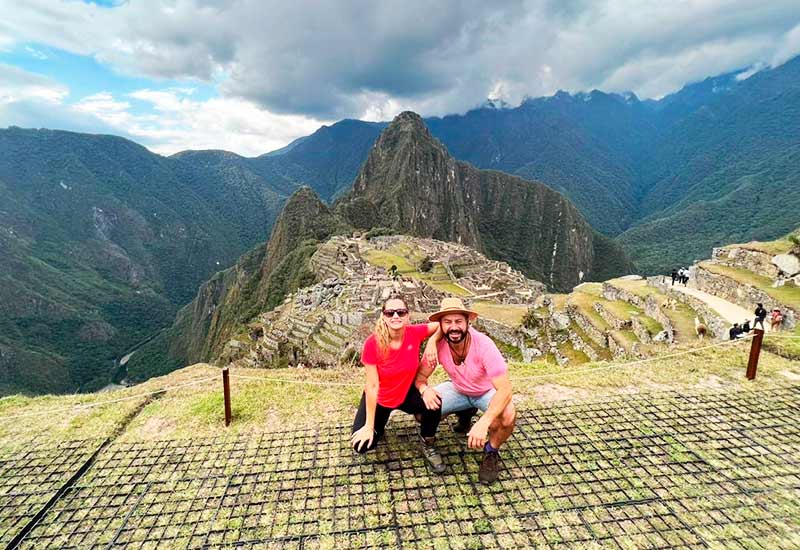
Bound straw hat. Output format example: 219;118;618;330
428;297;478;322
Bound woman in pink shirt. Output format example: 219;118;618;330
350;295;446;473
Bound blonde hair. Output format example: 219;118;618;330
374;295;408;360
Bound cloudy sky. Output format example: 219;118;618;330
2;0;800;156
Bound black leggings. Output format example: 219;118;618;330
351;384;441;453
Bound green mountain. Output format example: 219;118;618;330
259;57;800;271
126;187;348;377
335;112;633;290
0;129;292;394
619;57;800;271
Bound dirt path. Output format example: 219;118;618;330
672;285;769;330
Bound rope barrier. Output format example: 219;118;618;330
0;333;759;423
228;374;361;387
225;335;753;386
763;334;800;339
0;375;219;422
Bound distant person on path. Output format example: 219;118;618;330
671;269;678;286
350;295;446;474
754;303;768;330
414;298;516;485
770;309;784;331
680;267;689;286
741;319;751;334
729;323;743;340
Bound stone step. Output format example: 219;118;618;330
311;334;340;355
318;325;347;347
566;305;608;349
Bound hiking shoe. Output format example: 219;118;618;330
420;436;446;474
479;451;500;485
453;408;478;433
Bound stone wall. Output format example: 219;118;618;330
695;267;796;329
566;305;607;348
602;282;674;343
568;332;599;361
630;317;652;344
593;303;630;330
712;247;780;279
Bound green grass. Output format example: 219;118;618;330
763;327;800;360
472;301;528;327
722;239;794;255
557;342;590;364
662;302;698;343
700;262;800;309
568;290;610;332
362;249;473;297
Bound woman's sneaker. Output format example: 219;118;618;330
420;436;446;474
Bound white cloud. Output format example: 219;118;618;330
74;88;328;156
0;63;67;104
2;1;800;131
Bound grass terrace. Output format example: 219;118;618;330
606;278;699;343
721;238;795;256
471;301;529;327
362;248;473;297
699;262;800;309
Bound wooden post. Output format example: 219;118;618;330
746;329;764;380
222;367;232;426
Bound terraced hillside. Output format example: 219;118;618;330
222;235;545;370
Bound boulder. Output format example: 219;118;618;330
773;254;800;277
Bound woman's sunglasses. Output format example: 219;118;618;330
383;309;409;318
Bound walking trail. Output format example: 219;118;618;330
672;283;770;331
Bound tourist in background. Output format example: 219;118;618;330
754;303;767;330
770;309;784;331
350;295;446;474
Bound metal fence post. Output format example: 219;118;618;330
223;367;232;426
746;329;764;380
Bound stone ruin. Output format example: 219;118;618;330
223;234;546;369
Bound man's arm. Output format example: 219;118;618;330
468;373;512;449
415;358;441;410
422;323;443;366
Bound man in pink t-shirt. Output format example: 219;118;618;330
415;298;516;484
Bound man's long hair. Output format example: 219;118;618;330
374;295;408;361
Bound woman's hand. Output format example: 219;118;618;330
351;425;375;452
423;338;439;367
421;387;441;410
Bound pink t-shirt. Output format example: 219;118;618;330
435;328;508;396
361;323;430;408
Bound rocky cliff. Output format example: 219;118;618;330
336;112;632;290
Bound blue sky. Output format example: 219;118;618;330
1;1;800;155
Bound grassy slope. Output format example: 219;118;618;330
4;341;797;445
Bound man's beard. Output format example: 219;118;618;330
445;329;465;344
